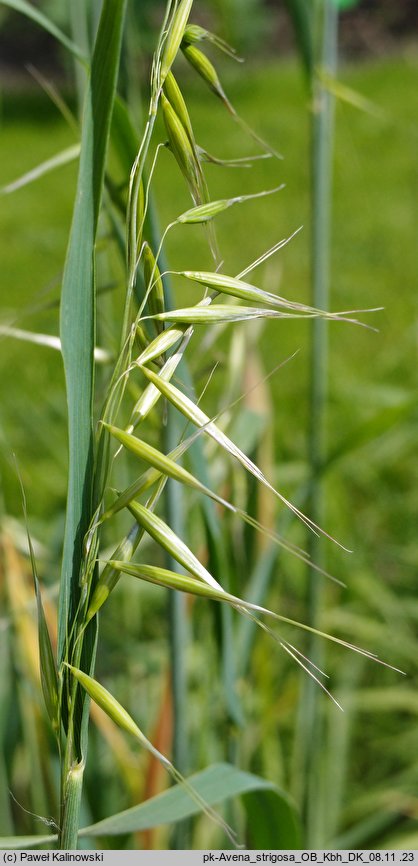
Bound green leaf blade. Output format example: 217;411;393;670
0;834;57;850
243;788;302;848
1;144;80;195
78;763;296;836
58;0;127;661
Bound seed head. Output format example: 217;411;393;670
160;0;194;85
181;44;233;112
161;92;201;203
163;72;194;145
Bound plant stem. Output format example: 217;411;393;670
165;418;189;777
297;0;338;847
144;199;190;846
59;760;85;850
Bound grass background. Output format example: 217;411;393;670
0;49;417;847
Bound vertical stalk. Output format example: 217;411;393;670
145;203;188;767
144;202;189;847
59;0;127;847
59;761;85;850
164;416;189;771
296;0;338;847
162;330;189;853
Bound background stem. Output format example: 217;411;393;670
295;0;338;847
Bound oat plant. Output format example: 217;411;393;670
0;0;396;851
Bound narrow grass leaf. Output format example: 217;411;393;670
283;0;313;77
58;0;127;659
32;573;59;734
0;0;86;61
16;466;59;734
243;788;302;848
1;144;80;194
0;835;57;850
0;326;111;363
27;64;79;133
319;71;387;120
79;763;288;836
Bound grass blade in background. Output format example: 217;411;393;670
0;835;58;850
293;0;339;847
283;0;313;78
0;541;14;837
58;0;127;849
0;0;86;61
78;763;298;839
69;0;92;109
163;405;189;841
0;145;81;195
58;0;127;656
242;788;302;849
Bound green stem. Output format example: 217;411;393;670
165;420;188;777
145;200;190;847
58;563;97;849
58;635;85;848
296;0;338;847
59;760;85;850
